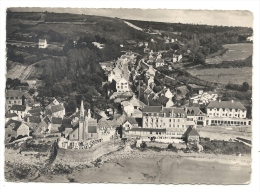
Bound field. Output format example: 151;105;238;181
6;63;41;81
187;67;252;85
206;43;253;64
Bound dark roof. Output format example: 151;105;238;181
188;84;208;89
162;108;187;118
88;126;97;133
28;107;43;114
26;116;41;123
185;127;200;137
62;118;72;126
158;95;169;105
52;117;63;124
129;128;166;132
30;112;42;116
6;90;23;97
5;119;22;131
43;116;51;125
124;117;138;125
207;101;246;110
143;106;162;113
5;113;18;118
51;104;65;113
186;107;204;116
10;105;26;111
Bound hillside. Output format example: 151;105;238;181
7;12;151;43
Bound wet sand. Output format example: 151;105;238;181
33;152;250;184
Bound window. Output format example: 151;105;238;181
150;131;152;134
182;125;184;128
169;119;171;122
8;101;11;104
14;101;16;104
169;125;171;127
178;119;180;122
177;125;179;128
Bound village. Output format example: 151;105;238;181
3;8;256;185
5;37;252;152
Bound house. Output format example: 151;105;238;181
27;107;43;117
188;84;211;94
145;75;154;87
114;78;129;93
24;116;41;130
246;36;253;42
185;127;200;142
5;119;30;139
6;89;24;109
144;87;154;96
166;98;174;108
121;101;134;116
205;100;251;126
39;39;47;48
5;113;19;123
122;117;139;130
142;106;189;139
155;58;165;68
46;104;65;118
173;54;182;63
206;100;247;119
165;88;174;99
129;95;146;109
145;65;156;77
51;117;63;133
35;116;52;135
108;66;123;82
186;107;206;126
9;105;27;120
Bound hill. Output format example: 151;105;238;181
7;11;151;43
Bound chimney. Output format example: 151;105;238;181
231;100;234;103
219;99;221;102
76;108;78;113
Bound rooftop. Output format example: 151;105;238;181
5;119;22;131
5;113;18;118
6;90;23;98
10;105;26;111
129;128;166;132
51;104;65;113
207;101;246;110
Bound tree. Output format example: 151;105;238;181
241;82;250;92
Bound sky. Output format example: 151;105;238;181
9;8;253;28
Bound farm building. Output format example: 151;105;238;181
39;39;47;48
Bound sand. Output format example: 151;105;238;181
30;148;251;184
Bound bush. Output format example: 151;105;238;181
167;144;178;152
140;141;147;149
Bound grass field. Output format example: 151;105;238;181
187;67;252;85
206;43;253;64
7;63;40;81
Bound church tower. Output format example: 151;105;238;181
79;100;85;141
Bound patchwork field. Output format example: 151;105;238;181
6;63;39;81
187;67;252;85
206;43;253;64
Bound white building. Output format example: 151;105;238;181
39;39;47;49
115;78;129;93
206;100;247;119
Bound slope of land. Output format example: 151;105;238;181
206;43;253;64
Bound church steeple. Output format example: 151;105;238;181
80;100;84;121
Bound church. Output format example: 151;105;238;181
67;100;99;141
